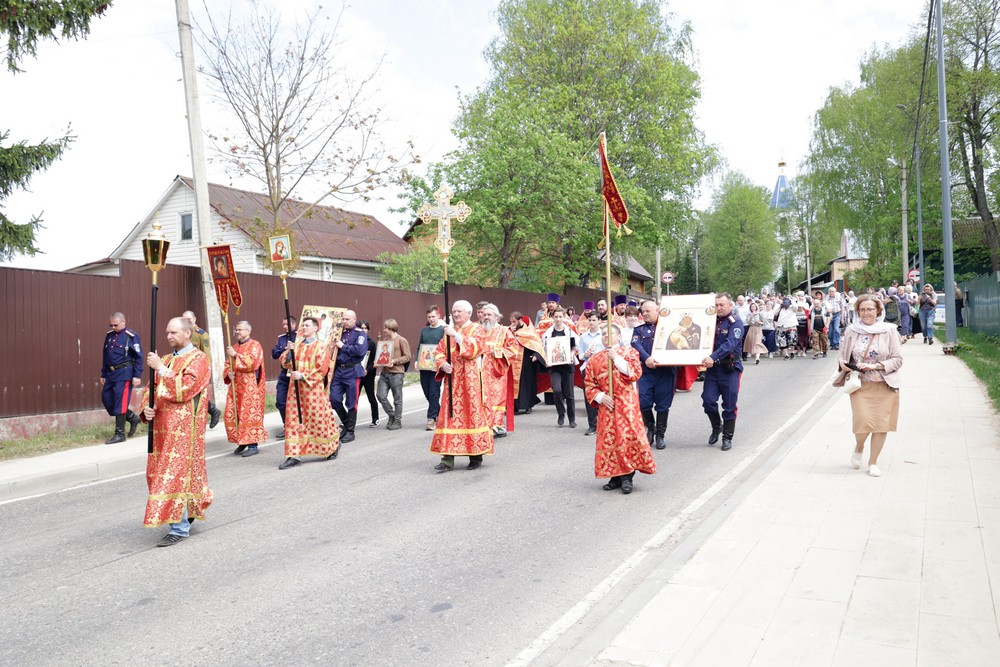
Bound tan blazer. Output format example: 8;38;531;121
838;327;904;389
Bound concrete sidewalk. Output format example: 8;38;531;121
590;338;1000;666
0;382;430;503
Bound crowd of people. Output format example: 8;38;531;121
103;277;953;546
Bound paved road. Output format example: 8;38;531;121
1;355;836;666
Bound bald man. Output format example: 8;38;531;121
329;309;368;443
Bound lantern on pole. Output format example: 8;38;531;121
141;217;170;454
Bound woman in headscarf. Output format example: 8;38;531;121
838;294;904;477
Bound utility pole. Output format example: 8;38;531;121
176;0;225;399
655;247;662;301
804;225;811;296
901;158;909;282
935;0;957;348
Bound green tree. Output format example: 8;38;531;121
701;172;779;294
384;0;716;290
0;0;111;261
375;243;473;294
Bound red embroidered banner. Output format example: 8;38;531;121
598;133;630;237
206;245;243;312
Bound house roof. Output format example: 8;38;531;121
597;250;654;281
177;177;407;262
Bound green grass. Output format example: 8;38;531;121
939;328;1000;414
0;394;280;462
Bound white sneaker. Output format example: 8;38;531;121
868;464;882;477
851;451;863;469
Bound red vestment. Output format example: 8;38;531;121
536;316;554;336
430;321;493;456
223;338;268;445
584;347;657;479
281;338;339;458
482;325;519;430
141;348;214;528
510;324;545;399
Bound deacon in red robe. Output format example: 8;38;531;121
584;324;657;495
223;320;268;457
140;317;214;547
277;316;340;469
431;300;493;471
480;303;519;435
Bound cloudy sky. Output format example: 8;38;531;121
2;0;924;271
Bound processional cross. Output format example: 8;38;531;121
418;184;472;417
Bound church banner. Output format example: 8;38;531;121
206;245;243;313
648;293;717;366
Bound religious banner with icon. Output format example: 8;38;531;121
298;305;347;377
206;245;243;312
544;336;573;367
648;293;717;366
268;234;292;262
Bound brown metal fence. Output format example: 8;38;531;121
0;261;610;418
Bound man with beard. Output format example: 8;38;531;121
536;293;561;335
595;299;610;321
480;303;519;437
224;320;267;458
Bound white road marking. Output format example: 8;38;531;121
503;380;831;667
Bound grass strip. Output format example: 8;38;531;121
938;328;1000;414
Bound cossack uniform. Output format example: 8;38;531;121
631;320;676;449
101;327;143;443
330;325;367;442
702;312;744;451
271;329;297;437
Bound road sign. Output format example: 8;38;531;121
661;271;675;284
907;268;921;282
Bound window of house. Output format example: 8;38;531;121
180;213;193;241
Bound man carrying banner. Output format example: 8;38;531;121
224;320;268;457
702;293;745;451
632;299;676;450
480;303;518;437
140;317;213;547
278;316;340;469
430;300;493;471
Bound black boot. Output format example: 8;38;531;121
341;409;357;443
125;410;141;437
641;409;655;445
208;401;221;429
654;410;668;450
566;397;576;428
721;419;736;451
105;414;127;444
707;411;722;445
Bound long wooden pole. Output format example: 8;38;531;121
223;309;238;433
147;279;159;454
443;258;453;418
281;272;303;424
604;201;614;401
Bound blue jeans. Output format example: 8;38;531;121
168;507;190;537
419;371;441;420
919;309;936;339
828;312;842;347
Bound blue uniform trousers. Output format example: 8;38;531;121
330;372;360;422
701;366;741;421
276;376;289;420
101;380;134;416
638;366;676;412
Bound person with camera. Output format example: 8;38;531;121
701;293;744;451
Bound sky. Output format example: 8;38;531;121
2;0;925;272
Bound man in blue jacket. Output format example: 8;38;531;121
330;310;367;443
101;312;143;444
701;293;744;451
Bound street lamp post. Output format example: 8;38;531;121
897;104;924;286
888;156;909;283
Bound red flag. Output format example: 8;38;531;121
598;133;631;238
206;245;243;313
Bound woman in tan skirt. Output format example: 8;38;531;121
838;294;904;477
742;301;768;364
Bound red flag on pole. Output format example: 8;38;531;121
598;132;631;238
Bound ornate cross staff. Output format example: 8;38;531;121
418;184;471;418
142;217;170;454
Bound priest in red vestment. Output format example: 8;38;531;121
480;303;519;436
140;317;214;547
224;320;268;457
277;316;340;469
431;300;493;471
584;324;657;494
